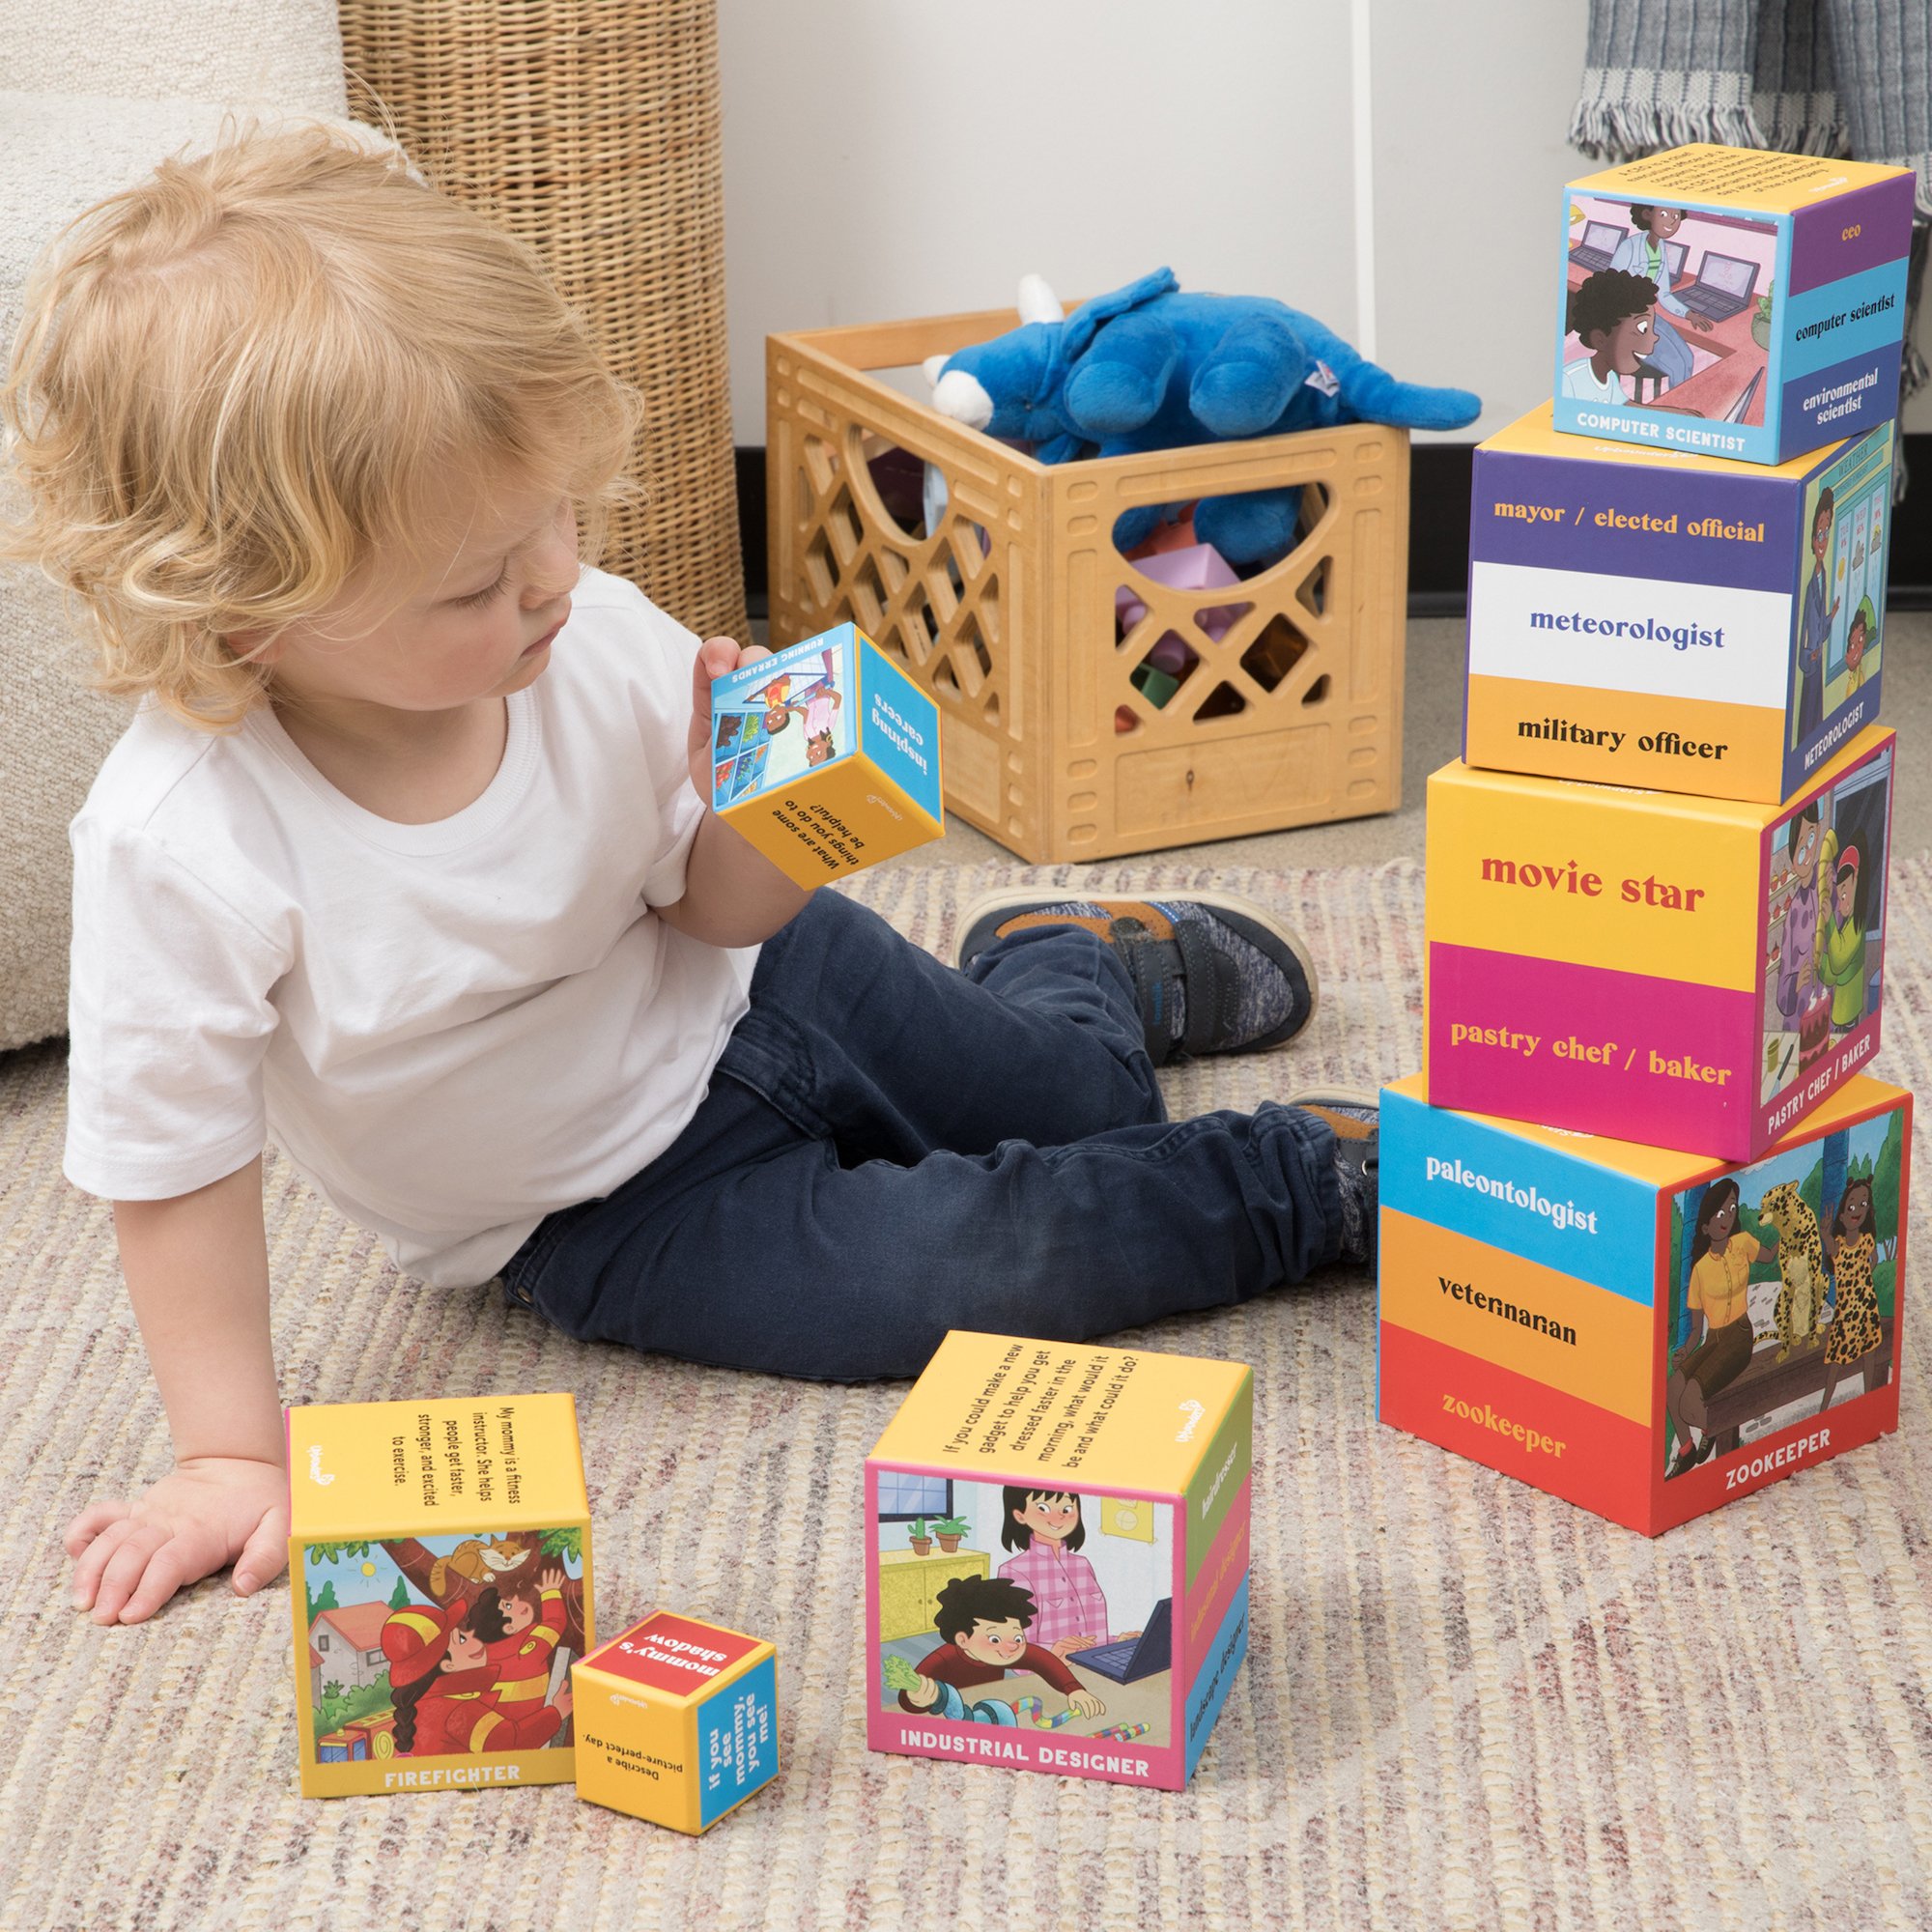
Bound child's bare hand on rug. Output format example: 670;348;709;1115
66;1457;290;1625
62;1161;290;1624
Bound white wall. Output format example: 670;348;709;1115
722;0;1931;444
720;0;1354;440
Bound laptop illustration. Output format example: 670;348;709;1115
1068;1598;1173;1685
1568;220;1625;272
1677;250;1759;321
1661;237;1688;286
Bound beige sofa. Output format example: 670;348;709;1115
0;2;352;1049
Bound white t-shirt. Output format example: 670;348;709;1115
64;568;755;1288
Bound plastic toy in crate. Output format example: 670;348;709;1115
573;1610;780;1833
710;623;943;885
1555;145;1913;464
865;1330;1252;1791
288;1392;592;1799
1466;405;1893;802
767;312;1409;861
1378;1072;1910;1533
1426;724;1893;1158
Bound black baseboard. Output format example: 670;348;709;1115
736;446;768;619
737;434;1932;620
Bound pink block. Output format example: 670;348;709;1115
1116;543;1245;640
1427;943;1762;1155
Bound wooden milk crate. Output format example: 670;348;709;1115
767;306;1409;862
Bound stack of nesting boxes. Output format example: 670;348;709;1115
1378;146;1916;1535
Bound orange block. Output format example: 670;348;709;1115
1379;1207;1655;1425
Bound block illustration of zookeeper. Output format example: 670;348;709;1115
1665;1179;1779;1479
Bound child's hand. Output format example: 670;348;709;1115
553;1684;575;1719
66;1455;289;1625
540;1564;565;1592
1051;1634;1098;1659
688;637;773;801
904;1670;942;1709
1068;1690;1106;1719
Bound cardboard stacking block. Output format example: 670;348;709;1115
1555;144;1913;465
1466;405;1893;801
1378;1072;1910;1535
710;622;943;885
573;1611;780;1833
865;1331;1252;1791
1426;724;1893;1159
288;1393;592;1798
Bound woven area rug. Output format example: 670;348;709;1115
4;857;1930;1932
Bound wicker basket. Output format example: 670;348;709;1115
339;0;748;641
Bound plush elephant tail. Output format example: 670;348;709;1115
1343;359;1483;432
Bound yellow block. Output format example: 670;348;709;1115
1570;146;1909;216
1425;760;1763;989
867;1330;1251;1498
288;1393;593;1799
289;1392;589;1540
1483;403;1856;477
1463;674;1786;803
1379;1207;1656;1426
574;1609;780;1834
720;751;944;887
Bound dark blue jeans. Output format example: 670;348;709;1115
500;889;1343;1378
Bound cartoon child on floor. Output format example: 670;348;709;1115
383;1596;573;1756
1819;844;1866;1036
896;1575;1106;1725
998;1488;1140;1660
1561;270;1661;408
1797;489;1839;739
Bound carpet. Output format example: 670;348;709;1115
3;857;1929;1931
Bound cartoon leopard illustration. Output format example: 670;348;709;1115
1759;1182;1826;1361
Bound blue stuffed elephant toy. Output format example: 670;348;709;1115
927;268;1481;568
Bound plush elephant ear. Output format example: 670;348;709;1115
1046;266;1180;397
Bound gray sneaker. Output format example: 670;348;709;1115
1285;1089;1378;1272
955;890;1319;1066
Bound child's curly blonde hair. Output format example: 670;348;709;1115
2;123;639;729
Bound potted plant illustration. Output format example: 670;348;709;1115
1752;285;1774;350
933;1516;969;1554
906;1518;933;1556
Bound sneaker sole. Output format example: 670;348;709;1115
953;884;1320;1049
1282;1085;1379;1112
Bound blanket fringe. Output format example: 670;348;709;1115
1569;92;1766;163
1749;92;1848;158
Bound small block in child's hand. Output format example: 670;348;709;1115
881;1655;923;1691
